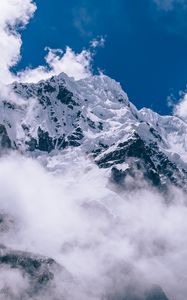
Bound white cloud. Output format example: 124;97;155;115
17;36;106;83
90;36;105;48
0;0;36;84
0;0;104;85
173;94;187;122
1;152;187;299
18;46;93;83
46;47;92;79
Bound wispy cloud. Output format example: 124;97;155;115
72;0;119;38
73;6;94;37
153;0;186;11
151;0;187;39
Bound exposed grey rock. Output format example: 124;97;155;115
0;124;12;150
0;245;68;299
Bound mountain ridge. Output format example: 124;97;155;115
0;72;187;191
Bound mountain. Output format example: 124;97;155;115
0;72;185;299
1;72;187;191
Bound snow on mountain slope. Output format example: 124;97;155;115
0;72;187;191
140;108;187;165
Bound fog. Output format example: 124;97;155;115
0;151;187;299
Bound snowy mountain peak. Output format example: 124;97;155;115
0;72;187;190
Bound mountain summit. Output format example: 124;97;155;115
1;72;187;191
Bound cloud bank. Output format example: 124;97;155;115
0;152;187;299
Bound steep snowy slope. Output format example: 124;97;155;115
0;72;187;191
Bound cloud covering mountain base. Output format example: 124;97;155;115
0;151;186;299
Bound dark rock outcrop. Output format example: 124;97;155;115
0;245;65;299
0;125;12;150
96;133;187;191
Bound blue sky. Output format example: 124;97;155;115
16;0;187;114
